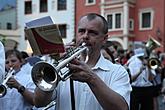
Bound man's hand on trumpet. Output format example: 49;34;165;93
6;77;22;90
68;59;94;83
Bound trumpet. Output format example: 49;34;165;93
42;100;56;110
31;43;88;91
0;68;15;98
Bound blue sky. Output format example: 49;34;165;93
0;0;16;9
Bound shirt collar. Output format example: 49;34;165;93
92;53;113;71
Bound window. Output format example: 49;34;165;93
139;9;154;30
129;19;134;31
107;12;122;30
88;0;94;3
85;0;96;5
57;0;66;11
58;24;67;38
40;0;48;12
115;13;121;28
7;23;12;30
142;13;151;28
107;15;112;29
25;1;32;14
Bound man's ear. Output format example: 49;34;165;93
102;34;108;44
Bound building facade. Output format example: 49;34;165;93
75;0;165;52
0;0;164;53
0;0;20;50
0;0;75;54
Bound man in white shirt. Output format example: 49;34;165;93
128;48;157;110
32;13;132;110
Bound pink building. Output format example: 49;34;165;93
75;0;165;52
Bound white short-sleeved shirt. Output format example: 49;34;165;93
54;54;132;110
0;42;5;84
0;63;36;110
128;56;153;87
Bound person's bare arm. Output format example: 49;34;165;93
33;87;54;107
87;73;128;110
7;77;35;105
18;86;35;105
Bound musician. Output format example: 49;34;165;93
32;13;132;110
128;48;159;110
0;49;36;110
101;41;115;63
0;41;5;84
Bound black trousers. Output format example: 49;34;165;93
130;86;156;110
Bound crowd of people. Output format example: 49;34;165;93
0;13;165;110
101;40;165;110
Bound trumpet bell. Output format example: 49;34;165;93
31;43;88;92
148;58;160;70
32;61;59;91
0;85;7;98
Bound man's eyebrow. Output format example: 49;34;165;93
78;28;84;30
78;28;85;31
78;27;85;29
88;29;97;32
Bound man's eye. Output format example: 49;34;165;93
78;29;85;33
89;32;97;36
88;30;98;36
6;61;9;64
11;59;17;63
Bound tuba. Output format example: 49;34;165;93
146;37;161;70
0;68;15;98
146;37;161;52
31;43;87;92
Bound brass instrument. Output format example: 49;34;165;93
145;37;161;70
146;37;161;52
42;100;56;110
0;68;15;98
31;43;87;91
148;57;160;70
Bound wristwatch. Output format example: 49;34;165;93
18;85;25;93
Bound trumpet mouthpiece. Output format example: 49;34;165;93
81;42;86;46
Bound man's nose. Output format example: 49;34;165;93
8;61;14;67
83;31;89;40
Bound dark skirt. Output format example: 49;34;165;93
130;85;162;110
